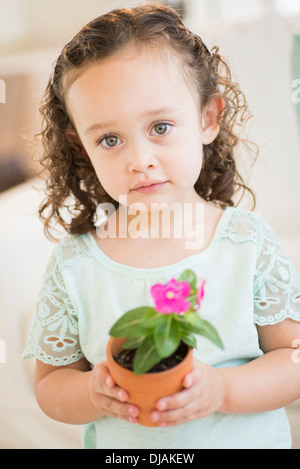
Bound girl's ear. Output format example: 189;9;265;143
201;97;226;145
65;129;89;156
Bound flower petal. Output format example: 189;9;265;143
196;279;206;307
151;279;191;314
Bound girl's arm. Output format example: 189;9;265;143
34;358;140;425
149;319;300;426
219;319;300;414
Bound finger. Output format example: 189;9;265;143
182;362;203;388
155;384;202;417
155;368;202;411
92;362;129;402
150;398;198;425
158;403;213;427
182;372;194;388
151;394;211;427
98;395;140;423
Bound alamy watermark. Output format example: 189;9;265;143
95;195;205;250
0;79;6;103
292;79;300;104
0;339;6;363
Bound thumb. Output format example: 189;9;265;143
182;372;194;388
182;360;203;388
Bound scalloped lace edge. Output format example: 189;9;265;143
254;310;300;326
22;348;84;366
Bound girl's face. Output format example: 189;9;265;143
66;46;219;210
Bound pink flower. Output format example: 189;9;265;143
196;279;206;308
150;278;191;314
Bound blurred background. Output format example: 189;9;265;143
0;0;299;449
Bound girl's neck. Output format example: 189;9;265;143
106;192;206;240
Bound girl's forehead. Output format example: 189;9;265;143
70;44;183;88
66;46;198;120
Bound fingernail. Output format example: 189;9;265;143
117;390;125;401
157;400;166;411
106;377;113;387
129;406;139;417
128;417;138;424
150;412;159;422
184;374;193;387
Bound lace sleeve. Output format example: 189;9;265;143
23;250;84;366
253;218;300;325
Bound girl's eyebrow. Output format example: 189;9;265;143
84;107;179;135
85;121;118;135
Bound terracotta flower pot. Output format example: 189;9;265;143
106;337;193;427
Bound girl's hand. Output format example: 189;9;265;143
88;361;140;424
149;358;224;427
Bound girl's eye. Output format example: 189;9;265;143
99;135;121;149
151;122;171;136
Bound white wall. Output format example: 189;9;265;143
200;15;300;267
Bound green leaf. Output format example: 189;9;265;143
133;337;161;375
122;336;145;350
185;311;205;333
140;308;166;330
178;321;197;348
154;316;181;358
187;293;197;310
178;269;197;289
197;320;224;350
181;331;197;349
185;313;223;349
109;307;153;338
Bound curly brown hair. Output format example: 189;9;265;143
38;1;257;241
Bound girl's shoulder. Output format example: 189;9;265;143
222;206;272;252
50;233;92;268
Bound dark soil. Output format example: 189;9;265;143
113;341;188;373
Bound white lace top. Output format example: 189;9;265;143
23;207;300;449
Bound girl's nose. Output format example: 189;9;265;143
127;141;158;173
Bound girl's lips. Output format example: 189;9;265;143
131;180;167;194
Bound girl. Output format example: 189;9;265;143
23;3;300;449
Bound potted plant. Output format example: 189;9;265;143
106;269;223;426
